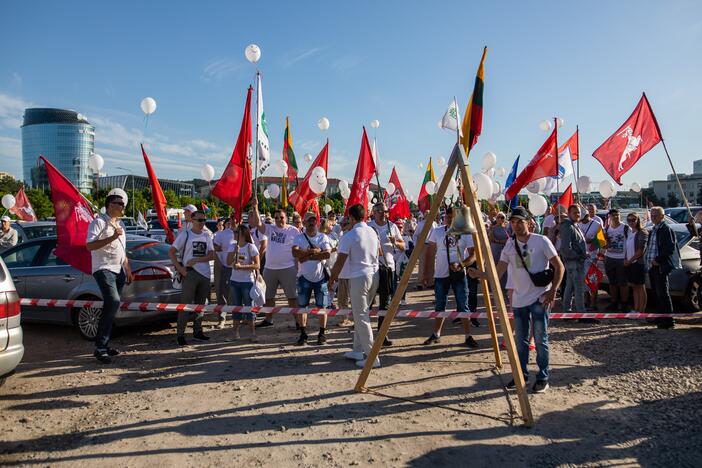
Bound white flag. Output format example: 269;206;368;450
441;97;462;135
137;211;149;230
257;74;270;175
557;146;574;179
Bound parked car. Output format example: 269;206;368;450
11;221;57;243
665;206;702;224
0;256;23;386
0;235;180;340
146;219;181;243
598;222;702;310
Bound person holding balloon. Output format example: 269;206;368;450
0;216;18;252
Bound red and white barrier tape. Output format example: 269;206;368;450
18;298;702;320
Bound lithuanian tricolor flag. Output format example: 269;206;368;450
417;157;436;213
282;117;298;180
592;225;607;249
460;47;487;155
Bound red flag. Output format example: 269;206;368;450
557;183;574;210
504;128;558;200
385;167;410;222
212;86;253;220
345;127;376;217
40;156;92;274
558;129;579;161
9;186;37;221
585;262;603;295
593;93;662;185
307;198;320;225
288;141;329;217
141;144;174;244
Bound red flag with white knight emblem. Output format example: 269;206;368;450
9;186;37;221
584;262;603;295
593;93;662;185
40;156;93;274
385;167;410;222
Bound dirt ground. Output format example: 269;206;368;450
1;279;702;467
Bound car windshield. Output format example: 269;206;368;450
22;224;57;239
120;217;137;227
126;240;171;262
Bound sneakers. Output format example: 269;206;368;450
355;358;380;368
532;380;549;393
177;336;188;347
506;377;527;389
296;332;308;346
256;320;274;328
382;337;393;347
192;332;210;342
344;351;364;361
317;333;327;345
464;336;479;349
423;334;441;345
93;349;112;364
470;318;480;327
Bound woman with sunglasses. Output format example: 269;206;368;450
623;213;649;313
227;224;260;341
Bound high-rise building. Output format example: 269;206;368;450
22;108;94;193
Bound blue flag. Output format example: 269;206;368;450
505;155;520;210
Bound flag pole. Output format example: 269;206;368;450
661;139;693;220
575;125;581;204
453;96;461;147
554;118;559;210
373;135;383;203
254;70;260;201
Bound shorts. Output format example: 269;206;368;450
604;257;627;286
625;262;646;286
263;266;298;301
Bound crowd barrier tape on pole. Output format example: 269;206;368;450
18;298;702;320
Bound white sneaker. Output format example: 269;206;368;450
344;351;364;361
355;358;380;368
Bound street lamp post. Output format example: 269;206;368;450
116;166;135;219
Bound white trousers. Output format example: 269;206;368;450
349;272;379;356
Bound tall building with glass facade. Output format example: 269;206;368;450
22;108;94;193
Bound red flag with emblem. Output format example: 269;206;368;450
40;156;92;274
385;167;410;221
585;262;603;295
288;141;329;217
557;184;574;211
345;127;376;217
9;186;37;221
558;129;579;161
504;128;558;200
593;93;662;185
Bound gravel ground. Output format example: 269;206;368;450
1;283;701;467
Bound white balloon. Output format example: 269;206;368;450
317;117;330;131
424;181;436;195
492;180;501;196
473;172;493;200
267;184;280;198
309;169;328;195
418;162;424;169
446;179;457;197
275;160;288;177
338;179;349;191
99;207;106;214
263;189;270;199
542;177;557;195
556;117;565;128
2;194;16;210
311;166;326;178
108;188;128;207
437;157;446;167
526;178;546;194
200;164;215;182
386;182;396;195
482;152;497;171
538;120;552;132
483;167;495;178
140;97;157;115
245;44;261;63
577;175;591;193
599;180;615;198
323;204;332;214
340;186;350;199
631;182;642;193
528;195;548;216
304;153;313;162
88;154;104;172
370;119;380;129
496;167;506;178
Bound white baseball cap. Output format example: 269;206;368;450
183;204;197;212
1;215;11;222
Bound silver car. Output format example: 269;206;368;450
1;235;180;340
11;221;57;243
0;256;24;386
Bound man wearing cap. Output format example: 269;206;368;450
86;194;134;364
604;208;630;312
559;204;588;316
469;206;564;393
0;216;18;252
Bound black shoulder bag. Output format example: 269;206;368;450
303;233;331;281
513;235;554;287
445;228;466;282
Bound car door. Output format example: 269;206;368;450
19;241;84;324
0;241;45;299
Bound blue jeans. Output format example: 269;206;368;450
513;300;550;382
93;268;126;351
230;280;255;320
297;276;326;308
434;275;469;312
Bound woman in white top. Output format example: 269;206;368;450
227;224;260;341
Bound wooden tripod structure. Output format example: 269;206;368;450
354;142;535;427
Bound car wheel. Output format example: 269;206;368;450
685;274;702;311
73;297;103;341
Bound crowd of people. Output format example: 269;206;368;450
84;192;684;393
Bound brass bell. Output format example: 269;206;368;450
447;204;476;235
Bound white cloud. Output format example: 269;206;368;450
280;47;326;69
202;58;243;81
0;135;22;179
331;55;362;72
0;93;32;129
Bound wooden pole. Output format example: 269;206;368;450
354;143;534;427
471;226;502;368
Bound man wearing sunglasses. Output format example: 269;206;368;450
86;194;134;364
169;210;214;346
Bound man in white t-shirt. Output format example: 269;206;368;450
292;213;332;346
252;200;300;327
86;194;134;364
415;211;437;289
329;204;381;369
469;206;564;394
169;210;215;346
422;208;479;349
587;203;604;226
368;202;405;347
213;214;236;305
604;208;630;312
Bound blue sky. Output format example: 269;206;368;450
1;1;701;198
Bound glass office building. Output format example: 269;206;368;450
22;108;94;193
